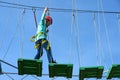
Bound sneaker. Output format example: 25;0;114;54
50;60;57;63
52;60;56;63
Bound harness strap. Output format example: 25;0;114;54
30;32;46;42
34;44;40;48
34;39;50;50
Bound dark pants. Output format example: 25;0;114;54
34;39;54;63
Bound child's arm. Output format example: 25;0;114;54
43;7;48;14
39;7;48;25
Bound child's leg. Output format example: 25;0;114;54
34;39;43;59
42;40;54;63
34;46;43;59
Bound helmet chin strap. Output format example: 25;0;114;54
46;25;49;27
47;8;50;16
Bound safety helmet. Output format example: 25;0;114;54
45;16;52;24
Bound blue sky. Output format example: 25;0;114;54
0;0;120;80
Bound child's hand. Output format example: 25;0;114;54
44;7;48;13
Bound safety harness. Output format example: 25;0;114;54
30;32;46;42
30;32;50;50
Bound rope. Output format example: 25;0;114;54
97;1;105;67
73;0;82;67
2;8;23;60
32;8;38;29
93;13;100;66
2;29;17;60
19;9;26;58
0;9;11;51
98;2;108;70
93;13;107;67
74;13;82;67
96;0;110;71
99;0;114;64
69;0;75;63
117;14;120;32
94;1;103;65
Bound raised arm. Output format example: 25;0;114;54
39;7;49;25
43;7;48;14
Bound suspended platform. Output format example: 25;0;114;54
107;64;120;79
49;63;73;78
79;66;104;80
18;58;42;76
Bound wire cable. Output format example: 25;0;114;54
2;8;23;60
0;1;120;14
93;13;100;66
73;0;82;67
0;6;11;51
0;4;31;10
117;14;120;32
2;29;18;60
69;0;75;63
0;59;18;69
5;74;15;80
100;0;114;64
97;0;106;68
19;9;26;58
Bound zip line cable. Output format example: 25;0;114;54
0;1;120;14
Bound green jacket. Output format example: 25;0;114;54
36;13;47;41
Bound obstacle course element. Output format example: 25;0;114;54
107;64;120;79
79;66;104;80
18;58;42;76
49;63;73;78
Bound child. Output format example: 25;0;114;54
34;7;56;63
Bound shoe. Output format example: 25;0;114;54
50;60;57;63
52;60;56;63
